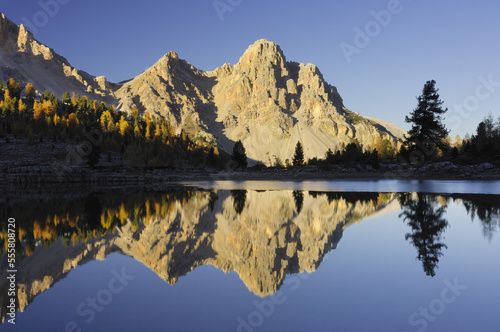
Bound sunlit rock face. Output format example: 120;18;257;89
114;192;218;285
0;189;395;322
1;12;404;164
1;190;496;323
0;13;116;101
115;39;403;165
102;191;395;297
209;191;384;296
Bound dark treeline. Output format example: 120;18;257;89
1;78;498;170
308;191;381;205
398;112;500;166
0;190;206;257
267;140;381;169
0;78;226;169
459;114;500;160
308;140;380;168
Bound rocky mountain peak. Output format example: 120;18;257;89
0;13;41;58
0;12;116;101
236;39;287;74
0;12;18;53
0;12;14;30
0;11;406;165
211;62;233;77
166;50;179;59
115;38;404;164
240;39;285;61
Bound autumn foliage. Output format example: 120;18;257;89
0;78;224;168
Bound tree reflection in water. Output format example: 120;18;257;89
231;190;247;215
292;191;304;214
399;193;449;277
3;188;500;324
458;194;500;241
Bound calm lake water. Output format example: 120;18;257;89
1;180;499;332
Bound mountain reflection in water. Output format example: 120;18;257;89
0;189;499;324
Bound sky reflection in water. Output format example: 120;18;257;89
0;182;499;332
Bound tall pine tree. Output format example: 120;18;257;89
404;80;449;160
232;140;248;168
292;141;304;166
399;193;449;277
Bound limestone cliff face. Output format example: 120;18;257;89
116;190;360;296
116;39;402;165
0;190;396;321
0;13;116;101
209;191;374;296
0;11;405;165
116;51;218;143
114;191;218;285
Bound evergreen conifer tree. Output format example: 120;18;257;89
404;80;449;160
232;140;248;168
292;141;304;166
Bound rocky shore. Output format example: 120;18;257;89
1;161;499;192
1;136;499;190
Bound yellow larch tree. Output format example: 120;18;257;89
42;100;55;117
25;83;36;101
100;110;113;131
154;123;162;140
374;136;383;155
33;101;45;121
53;114;61;126
118;116;130;136
18;99;26;116
134;125;142;138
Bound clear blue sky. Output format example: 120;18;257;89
2;0;500;137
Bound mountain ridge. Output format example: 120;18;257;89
0;190;397;321
0;12;117;102
0;13;406;165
